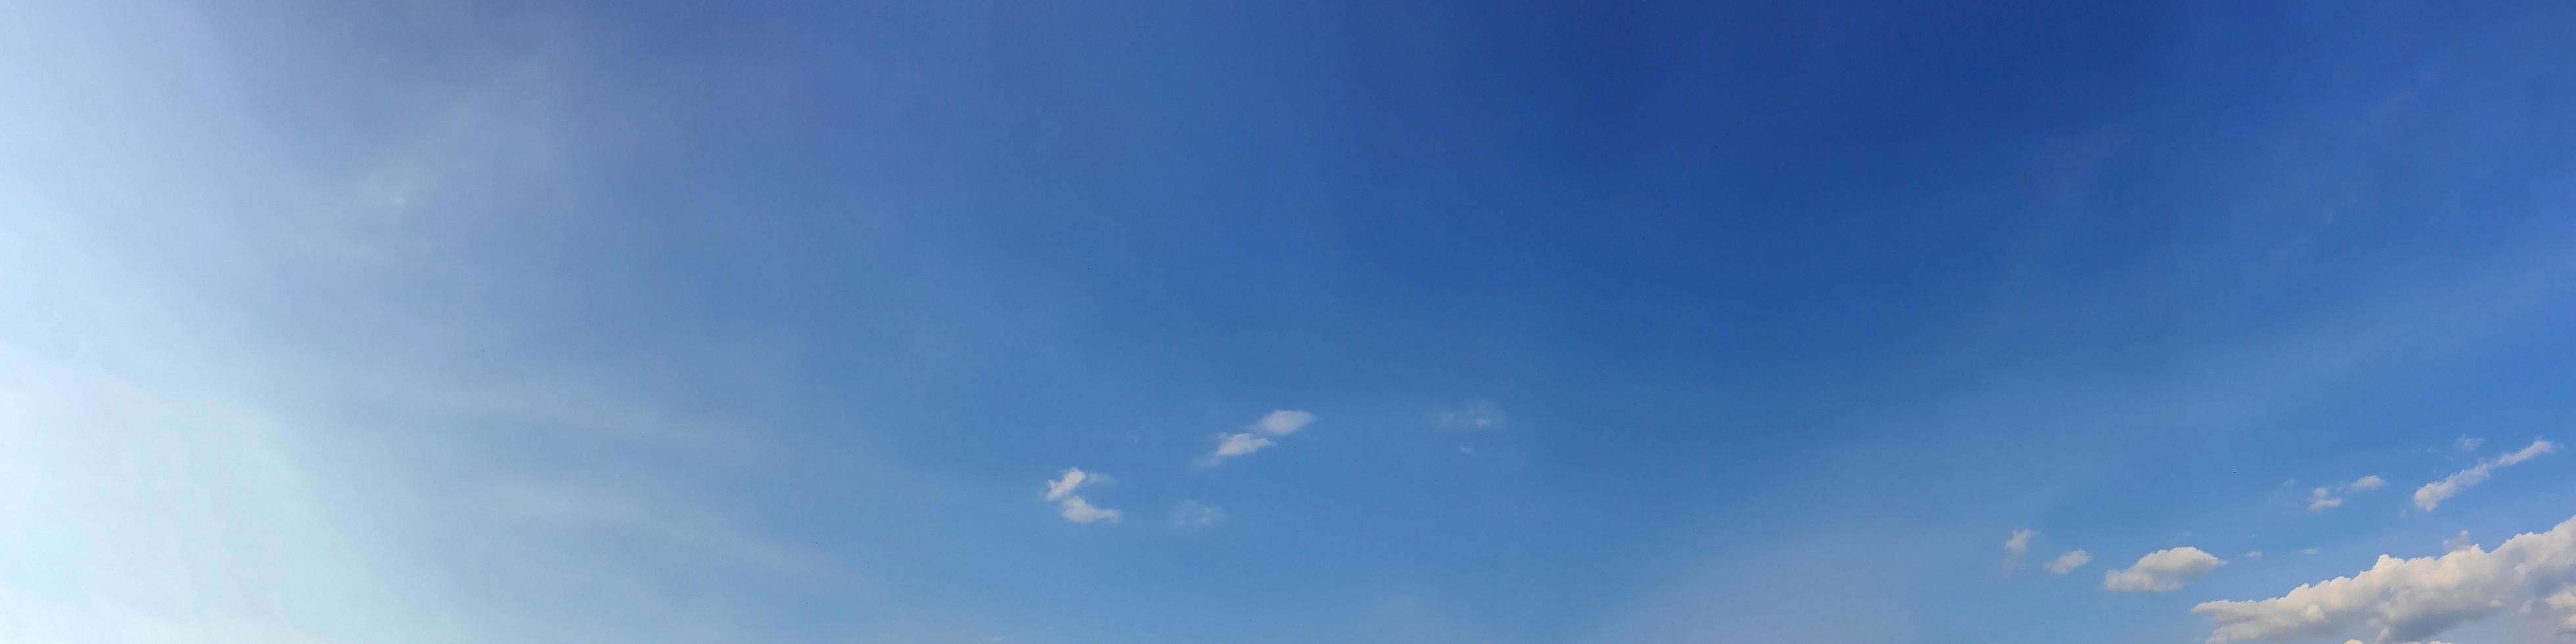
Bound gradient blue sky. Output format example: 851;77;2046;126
7;1;2576;643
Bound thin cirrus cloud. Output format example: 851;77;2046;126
1042;468;1118;524
2412;438;2556;512
1207;410;1315;462
2196;513;2576;643
2046;550;2093;576
2104;547;2223;593
2308;475;2387;512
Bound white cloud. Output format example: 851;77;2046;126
1041;469;1117;524
2309;488;2345;511
2046;550;2093;576
1255;409;1316;435
2413;439;2556;511
1042;468;1096;501
1435;400;1504;430
2442;530;2473;553
2003;528;2035;570
2105;547;2224;593
2310;475;2387;512
1207;410;1315;462
2302;548;2321;555
2195;513;2576;643
2246;551;2265;561
1057;497;1120;524
1212;432;1274;457
2455;436;2484;451
2005;529;2035;557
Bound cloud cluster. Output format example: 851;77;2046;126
2105;547;2224;593
2412;439;2555;512
1208;410;1315;462
2196;513;2576;643
2310;475;2387;512
1042;468;1120;524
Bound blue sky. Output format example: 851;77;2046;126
6;1;2576;643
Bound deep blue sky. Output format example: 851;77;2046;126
6;1;2576;643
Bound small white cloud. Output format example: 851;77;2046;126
1043;468;1096;502
1212;432;1274;457
1207;411;1314;462
2301;547;2320;555
2003;528;2036;571
1057;497;1120;524
2347;475;2385;492
2309;487;2345;512
2104;547;2223;593
2245;551;2264;561
2455;436;2485;451
2195;513;2576;643
2414;439;2556;511
1171;500;1223;528
1255;409;1315;436
1457;445;1475;456
1435;400;1504;430
2442;530;2473;553
2046;550;2093;575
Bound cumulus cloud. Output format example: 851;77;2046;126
2196;514;2576;643
1207;410;1314;462
2309;488;2345;511
2105;547;2224;593
1041;469;1118;524
1057;497;1120;524
2442;530;2473;553
2046;550;2093;576
2349;475;2385;492
2412;439;2556;512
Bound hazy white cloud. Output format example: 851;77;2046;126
2046;550;2093;576
1042;469;1117;524
2003;528;2036;570
2442;530;2473;553
1255;410;1316;436
2309;488;2345;512
2196;513;2576;643
1207;410;1314;462
2413;439;2556;511
1171;500;1223;528
2454;436;2484;451
1435;400;1504;430
1057;497;1120;524
2302;548;2322;555
2105;547;2224;593
2245;551;2264;561
1042;468;1096;502
1212;432;1274;457
2309;475;2387;512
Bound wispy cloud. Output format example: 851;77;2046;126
1171;500;1224;528
2002;528;2036;570
1041;468;1118;524
1434;400;1504;430
2307;475;2386;512
2105;547;2222;593
2413;438;2556;511
2046;550;2093;576
1207;410;1314;463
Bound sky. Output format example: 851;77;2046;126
5;1;2576;643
